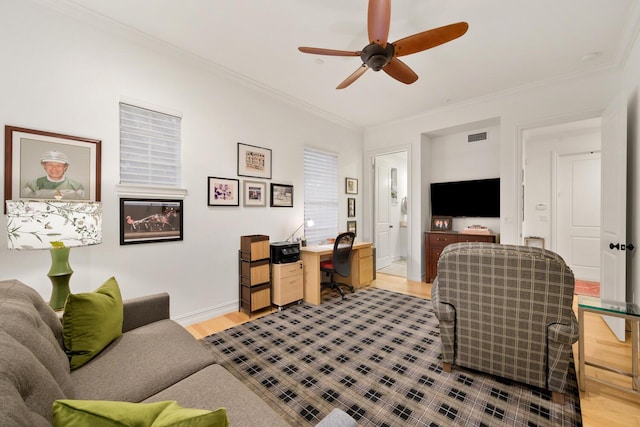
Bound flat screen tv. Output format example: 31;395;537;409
430;178;500;218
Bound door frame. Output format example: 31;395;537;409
364;145;411;278
517;110;603;243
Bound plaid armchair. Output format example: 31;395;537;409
431;242;579;404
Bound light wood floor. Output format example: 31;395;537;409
186;274;640;427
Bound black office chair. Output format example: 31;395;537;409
320;232;356;299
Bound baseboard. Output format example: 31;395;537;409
173;301;238;326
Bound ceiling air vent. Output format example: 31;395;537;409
467;131;488;143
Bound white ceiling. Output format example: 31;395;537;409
42;0;640;128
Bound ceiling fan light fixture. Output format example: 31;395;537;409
297;0;467;88
360;43;394;71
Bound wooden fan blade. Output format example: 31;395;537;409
382;58;418;85
393;22;469;57
298;47;360;57
368;0;391;47
337;65;368;89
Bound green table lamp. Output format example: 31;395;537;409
6;200;102;310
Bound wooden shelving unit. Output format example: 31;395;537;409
239;235;271;316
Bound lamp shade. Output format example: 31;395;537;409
6;200;102;250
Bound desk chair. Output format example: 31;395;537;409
320;232;355;299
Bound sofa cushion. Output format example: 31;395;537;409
0;280;74;426
144;364;289;427
62;277;123;370
72;319;216;402
52;399;228;427
0;332;68;427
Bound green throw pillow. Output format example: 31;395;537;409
62;276;124;370
52;400;229;427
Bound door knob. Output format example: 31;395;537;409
609;242;636;251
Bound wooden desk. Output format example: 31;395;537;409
300;242;374;305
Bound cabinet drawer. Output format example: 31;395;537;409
458;234;495;243
273;275;303;305
429;233;457;247
272;261;303;280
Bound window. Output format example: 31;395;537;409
304;147;338;245
119;103;181;186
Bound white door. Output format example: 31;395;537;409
556;152;601;281
375;157;392;269
600;94;628;341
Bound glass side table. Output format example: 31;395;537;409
578;295;640;394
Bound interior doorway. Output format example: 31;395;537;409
373;151;408;278
522;117;602;280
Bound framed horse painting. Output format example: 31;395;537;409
120;198;183;245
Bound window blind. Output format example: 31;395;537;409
120;103;181;186
304;147;338;245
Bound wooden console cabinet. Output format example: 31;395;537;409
239;235;271;316
272;261;303;310
425;231;497;283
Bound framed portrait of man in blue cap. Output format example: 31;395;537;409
4;126;101;206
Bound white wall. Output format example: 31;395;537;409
364;69;622;282
0;0;363;324
427;125;501;234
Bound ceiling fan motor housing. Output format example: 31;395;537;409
360;43;394;71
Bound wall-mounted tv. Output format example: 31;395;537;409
430;178;500;218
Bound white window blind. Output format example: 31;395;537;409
304;147;338;245
120;103;181;186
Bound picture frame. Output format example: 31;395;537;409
345;177;358;194
243;180;267;207
431;216;453;231
347;220;357;236
347;197;356;217
4;126;101;210
120;198;183;245
270;183;293;207
237;142;272;179
207;176;239;206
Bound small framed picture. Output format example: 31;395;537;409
237;142;272;179
207;177;239;206
347;197;356;217
345;177;358;194
120;199;183;245
270;183;293;207
243;180;267;207
431;216;452;231
347;220;357;236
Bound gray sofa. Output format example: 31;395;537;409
431;242;579;404
0;279;355;426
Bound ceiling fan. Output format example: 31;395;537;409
298;0;468;89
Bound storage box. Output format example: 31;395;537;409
240;235;270;261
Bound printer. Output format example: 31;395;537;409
270;241;300;264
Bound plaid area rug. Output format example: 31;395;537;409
202;288;582;426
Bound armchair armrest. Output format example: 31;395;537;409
431;278;455;321
548;312;579;345
122;293;170;333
